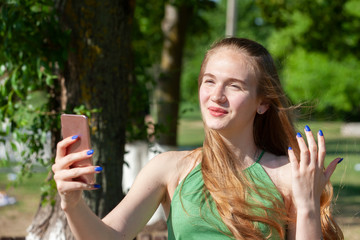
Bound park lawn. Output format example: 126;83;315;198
0;117;358;238
179;119;359;187
0;170;48;237
178;117;360;185
178;118;360;239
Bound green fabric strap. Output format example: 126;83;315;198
256;150;265;163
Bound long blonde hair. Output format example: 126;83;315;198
193;38;343;239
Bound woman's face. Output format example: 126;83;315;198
199;48;263;136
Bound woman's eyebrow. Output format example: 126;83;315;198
203;73;247;86
203;73;245;82
203;73;216;78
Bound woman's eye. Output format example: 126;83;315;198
230;84;241;89
204;79;215;84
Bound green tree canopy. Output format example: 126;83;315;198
0;0;69;171
257;0;360;120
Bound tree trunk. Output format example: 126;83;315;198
27;0;134;239
155;1;192;146
27;194;73;240
27;74;72;240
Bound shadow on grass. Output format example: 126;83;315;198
326;138;360;155
333;184;360;226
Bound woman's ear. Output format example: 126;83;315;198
257;102;270;115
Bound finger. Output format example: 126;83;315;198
57;180;101;193
54;166;102;182
56;135;80;160
296;132;310;168
304;125;317;167
54;149;94;171
324;158;343;181
288;147;300;176
317;130;326;169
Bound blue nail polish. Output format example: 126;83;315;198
319;130;323;136
93;184;101;189
288;147;292;150
95;166;103;172
296;132;302;138
72;135;79;139
337;158;344;164
305;125;311;132
87;149;94;155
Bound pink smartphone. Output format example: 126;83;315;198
61;114;95;184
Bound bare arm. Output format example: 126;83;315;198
52;136;173;240
287;126;340;239
101;154;169;238
64;199;121;239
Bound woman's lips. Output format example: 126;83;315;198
208;106;228;117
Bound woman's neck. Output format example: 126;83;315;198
218;128;259;167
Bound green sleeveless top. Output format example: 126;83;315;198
167;151;285;239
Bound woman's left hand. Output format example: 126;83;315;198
288;125;342;210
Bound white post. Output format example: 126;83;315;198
226;0;238;37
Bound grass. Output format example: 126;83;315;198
178;119;360;187
0;171;48;211
0;110;359;237
178;115;360;239
0;170;48;237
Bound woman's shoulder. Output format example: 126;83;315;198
260;152;292;197
149;149;200;183
263;153;290;170
149;149;201;207
151;149;197;167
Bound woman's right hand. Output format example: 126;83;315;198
52;135;102;211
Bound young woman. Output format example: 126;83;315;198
52;38;343;239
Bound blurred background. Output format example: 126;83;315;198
0;0;359;239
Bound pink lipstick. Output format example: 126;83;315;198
208;107;228;117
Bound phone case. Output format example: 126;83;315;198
61;114;95;184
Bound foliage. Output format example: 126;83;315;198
133;0;217;131
181;0;273;107
258;0;360;57
180;0;226;106
0;0;69;172
283;48;360;120
257;0;360;120
128;0;165;141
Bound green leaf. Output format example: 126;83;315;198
21;150;26;157
45;73;55;86
36;58;43;80
10;67;24;99
7;91;14;115
345;0;360;17
0;73;9;96
10;141;17;151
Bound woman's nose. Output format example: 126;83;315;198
210;86;226;103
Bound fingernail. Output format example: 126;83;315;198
72;135;79;139
337;158;344;164
93;184;101;189
296;132;302;138
95;166;103;172
319;130;323;136
87;149;94;155
305;125;311;132
288;146;292;150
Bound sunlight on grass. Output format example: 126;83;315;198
0;171;48;236
0;117;358;238
178;118;360;238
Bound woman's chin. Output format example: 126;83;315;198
205;123;228;131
